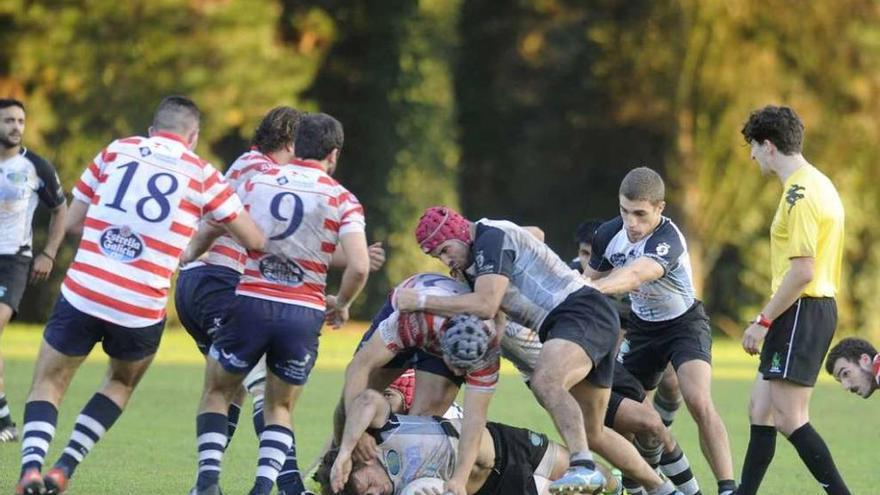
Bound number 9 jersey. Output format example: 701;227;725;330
64;132;243;327
235;158;365;310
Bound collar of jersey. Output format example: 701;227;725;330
289;158;325;172
151;131;190;147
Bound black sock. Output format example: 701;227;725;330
787;423;850;495
717;479;736;495
738;425;776;495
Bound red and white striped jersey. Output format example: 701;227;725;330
64;132;243;327
873;355;880;386
380;273;501;391
183;149;276;273
236;158;365;310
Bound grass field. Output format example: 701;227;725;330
1;323;878;494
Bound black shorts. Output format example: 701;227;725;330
539;287;619;388
618;301;713;390
475;422;550;495
605;363;648;427
759;297;837;387
44;295;165;361
0;254;31;315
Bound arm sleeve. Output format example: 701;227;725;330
337;189;366;235
588;218;621;272
72;146;112;203
785;188;819;258
642;221;685;275
29;152;66;208
200;165;243;223
472;225;515;278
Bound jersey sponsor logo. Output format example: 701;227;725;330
616;338;631;364
258;255;305;285
475;249;494;273
785;184;806;212
656;242;670;256
610;252;627;267
99;226;145;262
385;449;401;476
276;176;289;186
276;353;313;382
5;171;27;185
529;432;543;447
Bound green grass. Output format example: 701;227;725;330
2;324;879;493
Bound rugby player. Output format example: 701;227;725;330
825;337;880;399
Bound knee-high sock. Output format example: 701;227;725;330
251;424;294;494
659;443;701;495
54;393;122;478
20;401;58;476
788;423;850;495
738;425;777;495
196;412;229;490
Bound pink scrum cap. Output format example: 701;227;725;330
415;206;471;253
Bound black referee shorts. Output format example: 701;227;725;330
759;297;837;387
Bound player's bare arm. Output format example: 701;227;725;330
64;198;89;238
331;241;385;272
448;387;493;495
330;389;391;493
31;200;68;283
221;210;266;251
327;231;370;328
590;256;664;295
742;256;815;355
396;273;508;319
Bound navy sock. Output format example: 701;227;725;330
252;424;293;494
276;429;305;493
20;401;58;477
227;403;242;440
55;393;123;478
196;412;228;490
252;398;265;437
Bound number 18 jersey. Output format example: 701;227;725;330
65;132;243;327
235;158;365;310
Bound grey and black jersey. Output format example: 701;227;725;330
0;148;65;256
589;216;695;322
465;219;586;330
370;414;460;494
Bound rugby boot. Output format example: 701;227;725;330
43;467;68;495
15;469;45;495
549;464;606;494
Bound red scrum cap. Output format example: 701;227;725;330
387;369;416;413
415;206;471;253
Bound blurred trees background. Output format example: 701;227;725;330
2;0;879;339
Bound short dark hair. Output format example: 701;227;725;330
0;99;25;112
575;220;602;246
741;105;805;155
619;166;665;204
825;337;878;376
296;113;344;160
251;106;302;154
313;447;357;495
151;95;201;134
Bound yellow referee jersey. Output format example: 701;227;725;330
769;164;844;297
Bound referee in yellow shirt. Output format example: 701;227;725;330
738;106;850;495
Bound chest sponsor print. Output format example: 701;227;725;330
99;226;145;262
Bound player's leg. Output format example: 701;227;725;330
769;380;850;495
409;354;463;416
0;302;16;442
654;363;682;427
737;374;775;495
250;302;323;495
571;381;675;494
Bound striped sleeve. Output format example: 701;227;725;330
465;347;500;391
73;148;110;203
337;189;365;235
199;165;243;223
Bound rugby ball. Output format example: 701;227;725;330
400;477;446;495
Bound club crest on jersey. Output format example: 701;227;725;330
276;176;289;186
138;146;152;157
655;242;670;256
610;252;627;267
384;449;401;476
258;255;305;285
99;226;145;262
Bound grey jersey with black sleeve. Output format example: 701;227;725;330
589;216;696;322
370;414;461;494
464;219;586;330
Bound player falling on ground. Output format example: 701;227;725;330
322;388;623;495
185;113;370;495
0;98;68;444
398;206;679;495
826;337;880;399
15;95;265;495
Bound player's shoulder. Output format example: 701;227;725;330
592;217;624;250
21;148;56;172
646;217;686;247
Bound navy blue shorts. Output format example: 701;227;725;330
210;295;323;385
174;264;241;354
357;298;463;385
44;295;165;361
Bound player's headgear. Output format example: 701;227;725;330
415;206;471;254
387;369;416;413
441;314;492;369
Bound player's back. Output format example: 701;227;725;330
236;159;364;309
65;133;240;327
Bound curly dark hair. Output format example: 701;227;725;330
825;337;878;376
251;106;302;154
741;105;805;155
313;447;358;495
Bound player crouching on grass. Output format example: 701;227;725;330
319;388;623;495
826;337;880;398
